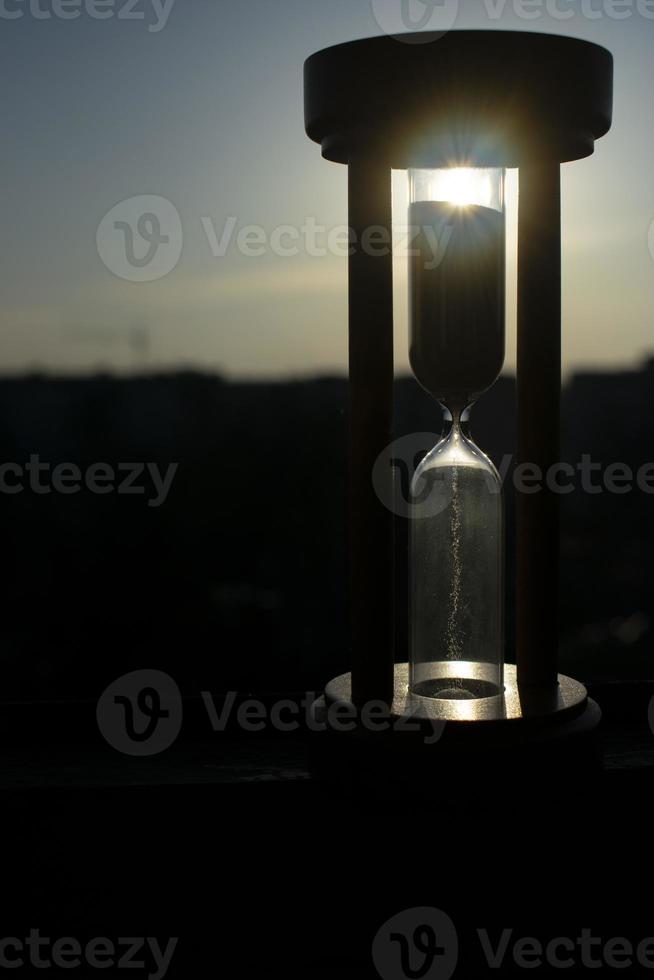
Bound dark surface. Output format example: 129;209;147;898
3;688;654;978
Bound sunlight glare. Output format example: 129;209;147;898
436;168;494;208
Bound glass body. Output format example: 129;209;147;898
408;168;505;413
408;167;506;702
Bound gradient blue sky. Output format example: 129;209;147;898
1;0;653;376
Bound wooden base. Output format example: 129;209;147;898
310;664;602;793
325;663;587;724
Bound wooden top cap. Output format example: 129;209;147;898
304;31;613;167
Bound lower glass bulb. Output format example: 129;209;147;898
409;419;504;701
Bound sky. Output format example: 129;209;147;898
1;0;653;378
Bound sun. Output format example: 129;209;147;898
439;167;494;208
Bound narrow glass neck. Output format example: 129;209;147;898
441;410;472;446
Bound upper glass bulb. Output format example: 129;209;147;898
408;167;506;416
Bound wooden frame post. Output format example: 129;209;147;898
516;162;561;690
348;150;395;707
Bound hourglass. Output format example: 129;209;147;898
408;166;505;705
304;31;613;766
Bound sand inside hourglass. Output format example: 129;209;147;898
408;199;505;408
410;423;504;702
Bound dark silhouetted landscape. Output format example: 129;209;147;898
0;361;652;707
